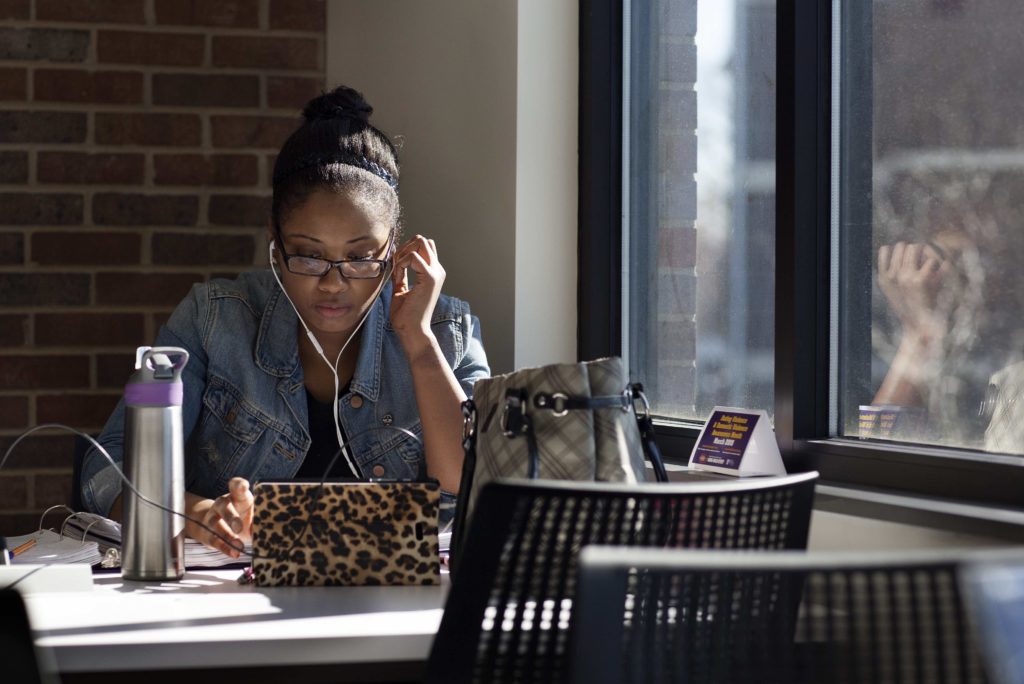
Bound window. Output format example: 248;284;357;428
837;0;1024;456
624;0;776;422
579;0;1024;508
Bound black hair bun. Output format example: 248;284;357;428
303;85;373;124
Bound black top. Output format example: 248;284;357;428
297;386;358;480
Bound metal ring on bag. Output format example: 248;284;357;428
550;393;569;418
630;387;651;419
461;401;476;445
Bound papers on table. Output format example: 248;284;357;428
10;512;250;568
8;529;102;566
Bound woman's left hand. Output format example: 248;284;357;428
390;235;445;354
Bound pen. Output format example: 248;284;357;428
11;537;36;557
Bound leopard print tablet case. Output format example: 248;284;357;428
251;481;441;586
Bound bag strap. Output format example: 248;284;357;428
450;399;479;577
629;383;670;482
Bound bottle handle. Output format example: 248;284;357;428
135;346;190;381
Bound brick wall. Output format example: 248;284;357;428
0;0;325;535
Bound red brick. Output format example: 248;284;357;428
0;396;28;429
657;227;697;269
151;311;172;331
0;151;28;183
212;36;319;71
97;352;135;388
269;0;325;31
0;315;28;346
153;73;259;108
0;513;39;536
152;233;256;265
33;473;73;509
34;69;143;105
37;313;145;348
154;154;258;186
38;0;144;23
98;30;205;67
32;232;142;266
0;274;90;306
209;194;271;226
0;232;23;264
95;113;201;146
657;320;697;359
0;435;74;469
0;355;90;390
267;76;322;110
37;152;144;185
0;28;90;62
211;115;297;148
0;0;28;20
0;476;28;510
37;393;120;428
0;111;86;143
96;272;203;306
0;193;83;225
0;67;26;100
93;193;198;226
155;0;258;28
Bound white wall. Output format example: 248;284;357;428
808;510;1014;551
513;1;579;369
327;1;578;374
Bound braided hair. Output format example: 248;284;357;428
272;85;401;238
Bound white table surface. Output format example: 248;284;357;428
24;569;448;676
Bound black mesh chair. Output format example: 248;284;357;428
425;472;818;684
0;589;59;684
569;546;1016;684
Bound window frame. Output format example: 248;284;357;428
578;0;1024;510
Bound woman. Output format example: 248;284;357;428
80;85;490;556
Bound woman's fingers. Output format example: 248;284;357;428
201;507;243;557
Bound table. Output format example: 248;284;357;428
25;569;448;684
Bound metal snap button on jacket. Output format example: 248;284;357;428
372;464;385;477
350;395;363;409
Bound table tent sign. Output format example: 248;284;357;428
689;407;786;477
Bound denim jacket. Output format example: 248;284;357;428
81;270;490;527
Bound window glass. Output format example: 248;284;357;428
626;0;776;421
838;1;1024;453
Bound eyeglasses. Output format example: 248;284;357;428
276;235;394;280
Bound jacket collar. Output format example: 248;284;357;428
350;282;389;402
255;277;390;403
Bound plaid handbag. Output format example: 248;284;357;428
450;357;668;569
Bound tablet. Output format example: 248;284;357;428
250;480;441;587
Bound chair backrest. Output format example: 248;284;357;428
569;546;1016;684
961;558;1024;684
0;588;57;684
426;471;818;684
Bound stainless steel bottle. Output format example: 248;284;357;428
122;346;189;581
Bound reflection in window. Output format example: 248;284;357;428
626;0;776;422
840;1;1024;453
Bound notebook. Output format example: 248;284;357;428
250;480;441;587
10;512;249;569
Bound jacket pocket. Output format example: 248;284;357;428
192;375;274;491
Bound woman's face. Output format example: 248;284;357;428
273;189;393;341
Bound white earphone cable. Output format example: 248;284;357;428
268;240;393;478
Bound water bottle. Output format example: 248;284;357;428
122;346;189;581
